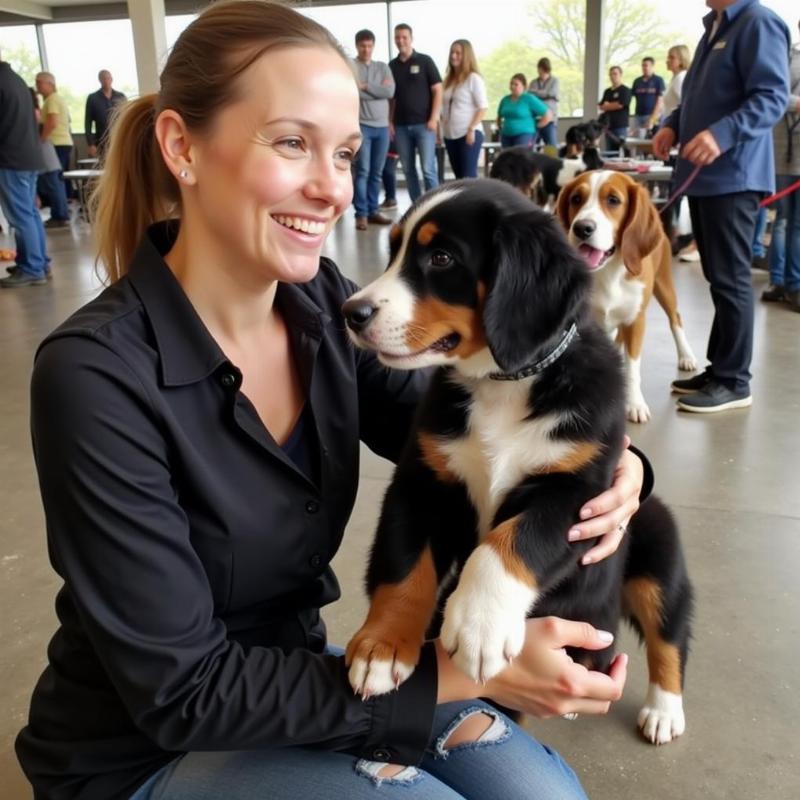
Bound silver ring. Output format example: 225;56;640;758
563;712;579;721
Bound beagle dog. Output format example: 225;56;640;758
557;170;697;423
342;180;693;745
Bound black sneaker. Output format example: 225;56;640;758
0;271;48;288
786;290;800;313
671;370;712;395
751;254;768;271
379;197;397;209
676;381;752;413
6;264;52;280
43;217;69;229
761;284;786;302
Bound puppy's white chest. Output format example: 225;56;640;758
439;383;572;539
591;263;645;332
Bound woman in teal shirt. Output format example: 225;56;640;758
497;73;552;148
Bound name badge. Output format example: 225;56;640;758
410;65;420;74
713;40;726;49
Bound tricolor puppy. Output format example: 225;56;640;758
342;179;693;745
557;170;697;422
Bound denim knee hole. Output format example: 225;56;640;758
433;706;510;760
354;759;422;786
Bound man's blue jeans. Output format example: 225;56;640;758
354;124;390;219
0;169;49;278
395;124;438;202
129;699;588;800
38;169;70;221
768;174;800;292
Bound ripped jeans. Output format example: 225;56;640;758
130;700;587;800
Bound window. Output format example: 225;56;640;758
41;20;138;134
165;14;196;54
0;25;41;85
297;2;389;61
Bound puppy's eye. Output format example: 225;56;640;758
570;193;583;206
430;250;453;268
607;195;622;206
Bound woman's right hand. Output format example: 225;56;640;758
436;617;627;717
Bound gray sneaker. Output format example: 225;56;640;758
676;382;752;413
6;264;53;280
0;271;48;288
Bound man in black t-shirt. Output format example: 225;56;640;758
0;51;50;288
388;24;442;202
598;66;632;154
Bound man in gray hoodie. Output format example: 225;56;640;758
352;29;395;230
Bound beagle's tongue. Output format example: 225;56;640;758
578;244;606;270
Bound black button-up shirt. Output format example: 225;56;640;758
16;222;438;800
83;87;126;147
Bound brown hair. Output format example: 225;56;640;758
443;39;481;89
91;0;348;282
537;57;551;74
511;73;527;87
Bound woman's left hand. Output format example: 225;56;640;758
466;130;475;146
567;435;643;565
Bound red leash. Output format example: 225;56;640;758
759;177;800;207
658;164;702;217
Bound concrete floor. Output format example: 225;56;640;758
2;198;799;799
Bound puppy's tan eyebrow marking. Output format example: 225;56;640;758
390;224;403;246
416;222;439;246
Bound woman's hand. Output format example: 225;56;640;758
567;436;643;565
437;618;627;717
466;129;475;146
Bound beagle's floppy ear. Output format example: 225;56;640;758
555;177;579;234
620;181;664;276
484;209;590;373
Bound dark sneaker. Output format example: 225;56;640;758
43;217;69;229
676;382;752;413
6;264;52;280
761;284;786;302
367;213;393;225
786;290;800;313
379;197;397;209
0;271;48;288
671;370;712;395
751;254;768;271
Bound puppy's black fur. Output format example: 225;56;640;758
560;119;605;158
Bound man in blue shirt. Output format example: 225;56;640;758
653;0;789;413
631;57;665;133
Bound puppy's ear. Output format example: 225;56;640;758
484;210;589;372
555;177;578;232
621;182;664;276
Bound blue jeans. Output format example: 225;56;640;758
444;130;484;179
383;152;398;201
752;206;768;258
536;121;558;148
500;132;534;149
768;174;800;292
37;169;69;220
0;168;50;278
395;124;439;201
354;125;390;218
129;700;587;800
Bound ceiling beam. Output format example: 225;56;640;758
0;0;51;20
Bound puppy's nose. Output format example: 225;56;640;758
572;220;597;241
342;297;379;333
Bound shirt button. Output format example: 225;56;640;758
309;553;323;568
305;500;320;514
372;748;391;761
220;372;236;388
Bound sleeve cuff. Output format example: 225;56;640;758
628;444;654;502
359;641;438;765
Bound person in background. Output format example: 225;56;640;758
631;57;665;135
15;4;644;799
762;17;800;312
352;29;394;230
84;69;127;158
497;73;552;148
0;50;50;288
35;71;73;223
441;39;488;179
380;137;399;209
653;0;789;413
528;57;559;148
389;24;442;202
662;45;691;122
598;66;631;154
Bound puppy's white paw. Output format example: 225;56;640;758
637;683;686;744
440;545;536;684
678;355;698;372
346;627;419;698
626;399;651;424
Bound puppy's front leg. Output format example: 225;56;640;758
346;545;438;698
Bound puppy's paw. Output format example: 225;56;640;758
346;626;419;698
678;354;698;372
440;545;536;684
626;399;651;424
637;683;686;744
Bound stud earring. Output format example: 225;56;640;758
179;169;189;179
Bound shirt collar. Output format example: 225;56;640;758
703;0;756;32
127;220;330;387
